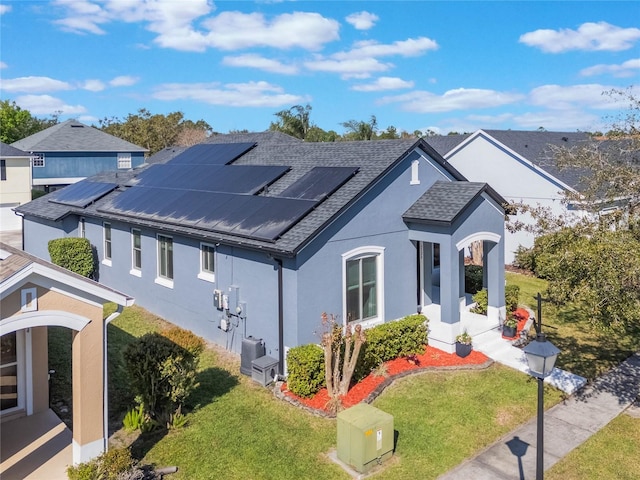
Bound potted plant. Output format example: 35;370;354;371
455;331;473;358
502;316;518;338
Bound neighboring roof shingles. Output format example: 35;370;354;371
11;119;147;153
403;181;499;225
16;134;468;256
0;142;30;157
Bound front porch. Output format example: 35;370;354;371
0;409;71;480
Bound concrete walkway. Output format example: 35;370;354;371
438;351;640;480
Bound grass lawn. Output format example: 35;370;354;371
47;272;640;479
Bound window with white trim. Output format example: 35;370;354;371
32;153;45;167
343;247;384;324
117;153;132;169
198;243;215;282
157;234;173;283
103;222;112;263
131;228;142;273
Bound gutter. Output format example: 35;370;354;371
103;305;124;453
275;258;284;375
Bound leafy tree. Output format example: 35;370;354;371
99;109;212;155
341;115;378;141
377;125;400;139
269;104;313;140
510;87;640;330
0;100;58;144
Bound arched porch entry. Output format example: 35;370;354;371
403;181;506;353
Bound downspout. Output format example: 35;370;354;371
103;305;124;453
416;241;422;313
275;259;284;375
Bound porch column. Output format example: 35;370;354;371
439;240;460;325
71;314;105;464
458;249;466;308
422;242;433;305
486;239;505;324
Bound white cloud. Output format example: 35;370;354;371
222;54;299;75
82;79;105;91
15;94;86;115
109;75;140;87
0;76;73;93
519;22;640;53
580;58;640;78
152;81;307;107
352;77;414;92
305;56;392;79
0;5;11;15
380;88;524;113
513;110;601;131
528;84;619;110
336;37;438;60
0;61;7;69
345;11;379;30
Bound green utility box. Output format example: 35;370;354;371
337;403;394;473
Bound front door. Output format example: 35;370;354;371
0;331;25;414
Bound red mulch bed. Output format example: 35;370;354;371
280;345;490;414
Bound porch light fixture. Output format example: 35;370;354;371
523;332;560;480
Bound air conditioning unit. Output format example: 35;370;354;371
240;336;264;376
251;355;279;387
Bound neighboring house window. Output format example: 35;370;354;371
1;159;6;181
198;243;215;282
157;234;174;286
32;154;45;167
131;228;142;275
0;332;19;411
103;222;112;265
342;246;385;324
117;153;132;169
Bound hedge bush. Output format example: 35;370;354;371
48;237;94;277
471;288;488;314
505;284;520;312
464;265;484;294
162;326;205;357
286;343;325;398
355;314;428;380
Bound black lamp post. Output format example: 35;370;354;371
523;332;560;480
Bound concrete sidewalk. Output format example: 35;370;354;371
438;351;640;480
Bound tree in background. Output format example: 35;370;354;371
99;109;212;156
341;115;378;141
0;100;59;144
511;87;640;331
269;104;313;140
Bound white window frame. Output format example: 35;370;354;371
197;242;216;282
32;153;45;167
20;288;38;312
155;234;174;288
117;153;132;169
342;246;385;327
130;228;142;276
102;222;112;266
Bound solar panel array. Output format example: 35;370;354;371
49;180;118;208
96;142;359;242
279;166;359;200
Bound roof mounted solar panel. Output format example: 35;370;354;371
167;142;255;165
279;166;358;200
49;181;118;208
233;197;317;241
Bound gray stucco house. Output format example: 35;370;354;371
16;132;507;370
11;119;147;193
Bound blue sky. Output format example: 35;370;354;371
1;1;639;135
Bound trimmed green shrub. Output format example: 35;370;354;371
356;314;428;379
48;237;94;277
471;288;488;315
464;265;484;294
505;284;520;312
67;447;135;480
123;332;199;424
286;343;325;398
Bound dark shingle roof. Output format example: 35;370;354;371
403;181;504;225
16;136;469;256
0;142;30;157
11;119;147;153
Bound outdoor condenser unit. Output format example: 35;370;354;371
240;336;264;376
251;355;279;387
337;403;394;474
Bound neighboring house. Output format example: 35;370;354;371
428;130;597;263
0;143;32;231
11;120;147;193
16;132;507;367
0;243;134;469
